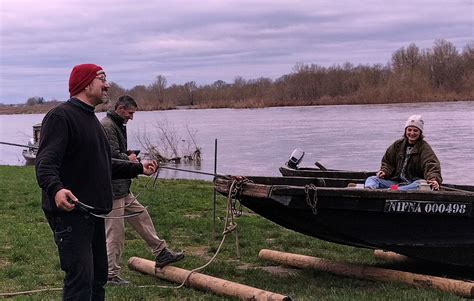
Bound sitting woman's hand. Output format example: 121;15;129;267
376;170;386;178
427;179;439;190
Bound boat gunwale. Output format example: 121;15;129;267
216;175;473;195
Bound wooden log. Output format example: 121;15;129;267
258;249;474;298
128;257;292;301
373;250;412;263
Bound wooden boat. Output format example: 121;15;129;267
214;175;474;268
279;149;376;179
279;164;376;179
22;123;41;165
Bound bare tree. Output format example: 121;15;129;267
149;75;167;102
427;39;463;90
25;96;44;106
76;39;472;110
137;120;201;164
184;124;201;164
107;82;127;104
184;81;197;105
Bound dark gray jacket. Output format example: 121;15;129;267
101;111;131;199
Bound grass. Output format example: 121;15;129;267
0;165;467;300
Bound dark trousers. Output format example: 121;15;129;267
47;213;107;301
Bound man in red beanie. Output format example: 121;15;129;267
36;64;158;300
68;63;109;105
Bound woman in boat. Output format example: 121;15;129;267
364;115;442;191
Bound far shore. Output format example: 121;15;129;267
1;98;472;115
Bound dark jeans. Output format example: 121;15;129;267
47;213;107;301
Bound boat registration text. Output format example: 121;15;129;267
384;200;471;216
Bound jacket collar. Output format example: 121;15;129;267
68;97;95;113
400;137;423;154
107;110;125;126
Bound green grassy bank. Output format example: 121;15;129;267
0;166;465;300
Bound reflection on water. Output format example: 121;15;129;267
0;101;472;184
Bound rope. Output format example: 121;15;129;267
304;184;319;215
136;177;249;289
0;141;38;149
0;177;159;297
0;162;246;295
136;232;228;289
440;185;474;194
0;141;218;178
0;287;62;298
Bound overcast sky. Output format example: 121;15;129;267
0;0;472;104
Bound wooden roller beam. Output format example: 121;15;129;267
373;249;412;263
258;249;474;298
128;256;292;301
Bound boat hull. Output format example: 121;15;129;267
214;175;474;268
22;149;36;165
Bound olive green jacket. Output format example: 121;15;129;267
380;137;442;184
101;111;131;199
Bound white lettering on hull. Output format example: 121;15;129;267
384;200;471;216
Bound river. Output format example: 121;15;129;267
0;101;472;184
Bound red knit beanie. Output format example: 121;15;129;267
69;64;104;97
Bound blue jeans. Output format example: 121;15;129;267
364;176;423;191
47;213;107;301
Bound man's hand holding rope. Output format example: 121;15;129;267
55;188;78;211
54;159;157;213
142;160;158;176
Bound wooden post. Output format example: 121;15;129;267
128;256;292;301
258;249;474;298
373;249;412;263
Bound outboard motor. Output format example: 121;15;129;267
287;148;305;169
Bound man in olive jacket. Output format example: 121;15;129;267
101;95;184;285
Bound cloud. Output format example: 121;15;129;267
0;0;472;103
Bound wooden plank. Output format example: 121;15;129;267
128;257;292;301
373;250;412;263
259;249;474;298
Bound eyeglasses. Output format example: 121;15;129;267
95;75;108;83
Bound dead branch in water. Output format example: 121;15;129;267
136;120;201;165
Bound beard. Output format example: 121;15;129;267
100;90;110;105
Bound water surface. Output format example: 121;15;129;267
0;101;472;184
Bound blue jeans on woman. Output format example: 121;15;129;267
364;176;423;191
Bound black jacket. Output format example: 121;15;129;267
35;98;143;216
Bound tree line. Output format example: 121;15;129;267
13;39;474;112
